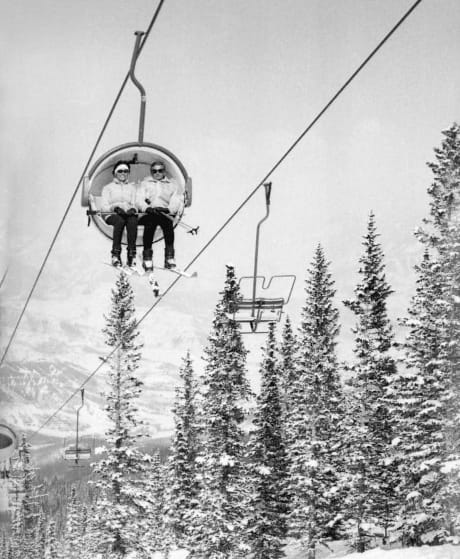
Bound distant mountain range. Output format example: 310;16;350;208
0;259;211;452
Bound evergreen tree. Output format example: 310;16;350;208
11;434;43;558
343;214;398;549
9;507;25;559
393;250;447;544
1;530;9;559
61;487;86;559
287;245;345;556
278;316;297;415
189;265;252;559
395;124;460;544
90;271;154;557
247;322;289;559
35;508;47;559
169;351;200;546
44;520;59;559
144;450;173;556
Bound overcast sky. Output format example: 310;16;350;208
1;0;460;433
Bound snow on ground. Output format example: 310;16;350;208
146;544;460;559
285;539;460;559
343;544;460;559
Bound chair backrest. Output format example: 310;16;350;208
64;448;91;461
237;297;285;310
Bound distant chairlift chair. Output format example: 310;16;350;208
229;182;296;333
64;389;91;466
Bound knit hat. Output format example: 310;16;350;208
113;161;130;174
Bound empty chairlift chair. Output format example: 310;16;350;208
64;389;91;466
229;182;296;333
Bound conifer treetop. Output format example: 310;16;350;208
426;123;460;233
300;244;340;357
344;212;394;354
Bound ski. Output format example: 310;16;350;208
153;266;198;279
103;262;144;276
104;263;161;297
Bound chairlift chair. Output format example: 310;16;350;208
64;389;91;467
81;31;195;245
229;183;296;333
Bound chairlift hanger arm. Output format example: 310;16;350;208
252;182;272;307
74;389;85;465
129;31;146;143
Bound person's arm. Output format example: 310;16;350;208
100;184;113;213
168;181;185;215
137;182;151;212
126;183;137;214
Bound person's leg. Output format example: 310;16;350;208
139;214;157;269
125;214;138;266
158;214;175;268
106;214;124;265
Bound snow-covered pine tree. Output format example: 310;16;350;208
278;316;297;415
143;450;173;556
90;271;154;558
287;245;345;557
343;213;399;549
395;124;460;544
0;531;6;559
188;264;252;559
61;486;86;559
169;351;200;547
11;434;43;558
393;249;448;545
9;506;25;559
34;508;47;559
424;125;460;541
44;520;59;559
247;322;289;559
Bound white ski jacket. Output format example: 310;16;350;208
101;179;137;213
137;176;184;215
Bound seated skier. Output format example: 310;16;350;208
101;160;138;268
137;160;184;270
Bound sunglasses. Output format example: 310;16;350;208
152;167;165;173
116;169;129;174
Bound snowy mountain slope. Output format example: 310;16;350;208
0;268;210;441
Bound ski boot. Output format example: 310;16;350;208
164;246;176;269
142;249;154;271
127;250;137;270
111;250;122;268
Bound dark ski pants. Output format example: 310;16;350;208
105;213;138;255
139;213;174;257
